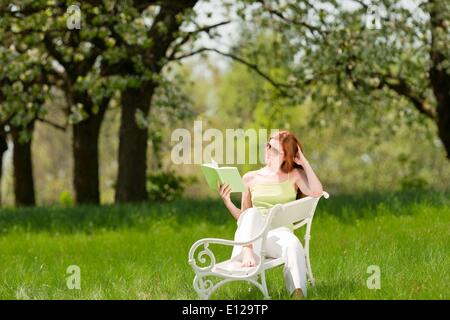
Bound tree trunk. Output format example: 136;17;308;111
72;100;108;204
114;1;198;203
429;1;450;160
115;86;155;203
433;85;450;160
11;123;36;207
0;132;8;206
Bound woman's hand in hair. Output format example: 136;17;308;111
294;144;306;165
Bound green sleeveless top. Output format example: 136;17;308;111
249;171;297;231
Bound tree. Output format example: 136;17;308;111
244;0;450;159
1;1;117;204
0;125;8;206
107;1;231;203
0;33;54;206
1;1;235;204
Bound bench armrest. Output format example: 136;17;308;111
188;236;264;272
188;205;283;273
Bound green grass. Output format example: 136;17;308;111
0;190;448;300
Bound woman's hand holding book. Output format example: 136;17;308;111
218;182;232;204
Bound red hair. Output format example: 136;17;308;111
271;130;305;199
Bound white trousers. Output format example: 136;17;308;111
230;207;308;296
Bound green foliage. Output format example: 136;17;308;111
399;176;429;191
0;33;50;136
397;154;431;191
193;26;450;195
0;0;201;129
232;0;449;149
146;170;197;202
58;190;74;207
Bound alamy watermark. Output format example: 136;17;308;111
365;5;382;30
366;265;381;290
67;4;81;30
171;121;279;165
66;265;81;290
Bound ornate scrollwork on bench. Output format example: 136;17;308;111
189;242;216;272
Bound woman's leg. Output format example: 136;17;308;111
265;227;308;297
230;207;266;266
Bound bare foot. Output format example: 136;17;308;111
241;247;257;267
291;288;304;300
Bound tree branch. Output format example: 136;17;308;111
377;75;437;120
265;7;328;36
350;0;369;10
255;0;329;37
37;117;66;131
43;34;71;76
145;0;197;65
170;47;293;96
343;62;437;120
167;20;231;60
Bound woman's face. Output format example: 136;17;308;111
264;137;285;167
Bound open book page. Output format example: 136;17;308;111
200;164;221;190
200;160;245;193
216;167;245;192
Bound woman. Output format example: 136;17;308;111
218;130;323;299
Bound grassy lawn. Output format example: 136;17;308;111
0;190;448;300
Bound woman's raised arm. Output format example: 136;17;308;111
294;146;323;197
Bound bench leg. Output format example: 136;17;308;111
260;271;271;300
304;232;316;286
305;251;315;286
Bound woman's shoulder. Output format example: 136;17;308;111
242;170;257;184
243;169;264;188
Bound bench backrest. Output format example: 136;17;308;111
269;192;329;230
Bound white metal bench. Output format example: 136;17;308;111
188;191;330;299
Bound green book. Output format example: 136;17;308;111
201;160;245;193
